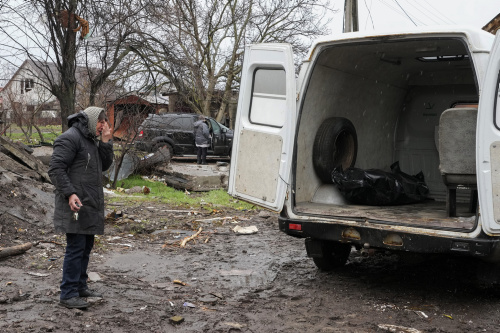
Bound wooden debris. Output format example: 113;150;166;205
169;316;184;325
180;227;202;247
173;279;187;286
0;136;51;182
0;242;32;259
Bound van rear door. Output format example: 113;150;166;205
227;43;296;211
478;33;500;235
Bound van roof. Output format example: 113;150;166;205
308;25;494;60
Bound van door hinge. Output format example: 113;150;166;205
296;93;299;101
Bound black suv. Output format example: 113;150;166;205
135;113;233;157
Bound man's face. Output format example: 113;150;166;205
96;119;107;136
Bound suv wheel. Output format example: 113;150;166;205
309;240;351;271
153;142;173;157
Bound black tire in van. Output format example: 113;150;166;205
313;117;358;183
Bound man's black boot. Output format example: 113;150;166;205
60;296;89;309
79;289;103;298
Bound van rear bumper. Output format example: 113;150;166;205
278;216;500;259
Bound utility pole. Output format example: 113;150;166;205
343;0;359;33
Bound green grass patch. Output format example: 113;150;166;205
4;125;61;145
110;174;256;210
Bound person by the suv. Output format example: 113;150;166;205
194;115;211;165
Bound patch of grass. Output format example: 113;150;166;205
111;174;256;210
4;125;61;145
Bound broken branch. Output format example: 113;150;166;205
0;242;32;259
180;227;202;247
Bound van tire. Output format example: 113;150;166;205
313;117;357;183
311;240;351;271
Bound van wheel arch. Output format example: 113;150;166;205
313;117;358;183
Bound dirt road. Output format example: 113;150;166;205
2;197;500;332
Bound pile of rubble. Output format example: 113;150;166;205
0;136;55;251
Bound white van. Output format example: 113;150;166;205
228;26;500;270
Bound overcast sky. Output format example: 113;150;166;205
330;0;499;33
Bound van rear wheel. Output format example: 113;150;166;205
310;240;351;271
313;117;358;183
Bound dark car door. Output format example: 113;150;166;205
162;115;196;155
207;118;227;155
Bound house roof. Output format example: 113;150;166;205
1;59;98;92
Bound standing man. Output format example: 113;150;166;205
194;115;211;165
48;107;114;309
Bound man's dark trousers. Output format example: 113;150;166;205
60;233;94;300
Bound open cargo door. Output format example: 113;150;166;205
227;43;297;211
478;33;500;235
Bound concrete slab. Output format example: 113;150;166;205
159;161;229;192
32;146;229;192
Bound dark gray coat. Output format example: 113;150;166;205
48;113;114;235
194;120;211;146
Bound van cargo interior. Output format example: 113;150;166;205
294;36;478;230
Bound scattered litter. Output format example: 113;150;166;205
114;243;133;247
27;272;50;277
414;311;428;319
140;305;148;311
48;257;58;261
195;216;233;223
173;279;187;286
6;282;12;286
210;292;223;299
107;236;122;241
224;322;246;329
88;272;102;282
169;301;174;307
150;282;172;289
232;225;258;235
169;316;184;325
443;314;453;320
180;227;203;247
257;210;272;218
220;269;253;276
378;324;423;333
183;302;196;308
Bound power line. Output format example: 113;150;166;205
404;1;443;25
376;0;414;23
364;0;375;30
420;0;456;24
393;0;417;26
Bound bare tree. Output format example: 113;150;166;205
0;0;147;131
140;0;335;123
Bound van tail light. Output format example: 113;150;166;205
289;223;302;231
138;130;143;138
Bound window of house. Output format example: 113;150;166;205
25;79;34;92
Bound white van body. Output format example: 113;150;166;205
228;26;500;269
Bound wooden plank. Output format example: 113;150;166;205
0;136;51;183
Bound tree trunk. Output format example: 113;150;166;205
33;124;45;143
0;242;32;259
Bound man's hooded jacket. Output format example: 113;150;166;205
48;108;113;235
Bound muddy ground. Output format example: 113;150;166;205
2;173;500;332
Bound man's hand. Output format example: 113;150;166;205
101;122;112;143
68;194;82;212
